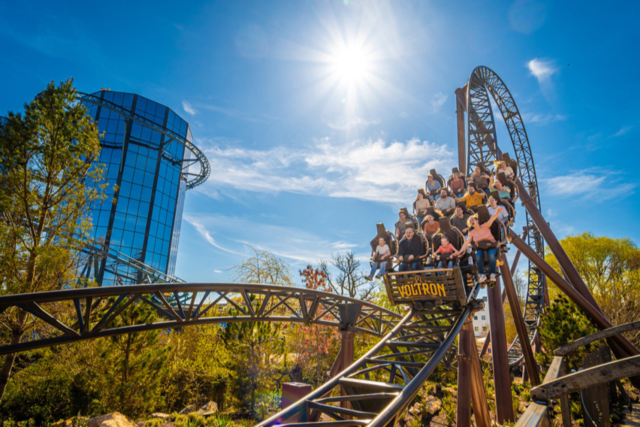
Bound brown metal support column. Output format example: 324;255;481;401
515;179;602;314
500;254;540;386
480;243;523;356
508;230;640;389
457;318;473;427
455;87;467;174
468;322;492;427
340;331;354;409
487;276;514;423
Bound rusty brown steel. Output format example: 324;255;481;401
468;321;492;427
514;179;603;314
508;230;640;389
487;277;514;423
455;87;467;174
500;254;540;386
457;317;473;427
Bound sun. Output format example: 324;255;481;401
331;46;371;81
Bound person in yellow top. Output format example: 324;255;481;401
457;184;486;211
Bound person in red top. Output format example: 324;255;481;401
435;236;456;269
452;208;502;284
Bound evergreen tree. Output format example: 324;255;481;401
0;79;106;403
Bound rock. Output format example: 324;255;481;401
519;401;528;413
179;404;196;415
86;412;135;427
196;401;218;416
150;413;170;420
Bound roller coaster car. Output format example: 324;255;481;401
370;223;398;273
489;190;516;225
501;152;520;180
474;205;509;253
413;188;435;218
420;207;441;239
448;167;468;195
426;168;447;197
398;207;420;233
496;172;518;203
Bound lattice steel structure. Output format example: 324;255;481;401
464;66;546;363
0;283;404;355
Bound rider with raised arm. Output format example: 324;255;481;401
452;208;501;285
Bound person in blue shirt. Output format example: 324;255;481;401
426;175;442;200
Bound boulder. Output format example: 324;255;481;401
86;412;135;427
179;404;196;415
196;401;218;416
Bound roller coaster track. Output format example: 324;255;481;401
0;283;404;355
464;66;546;366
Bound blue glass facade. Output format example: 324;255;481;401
81;91;198;286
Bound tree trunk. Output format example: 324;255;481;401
0;312;27;404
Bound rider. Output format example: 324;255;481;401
366;237;390;281
435;236;456;269
457;184;485;211
426;175;442;199
452;209;502;284
414;189;431;226
397;227;424;271
435;189;456;216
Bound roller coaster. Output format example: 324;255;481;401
3;66;640;426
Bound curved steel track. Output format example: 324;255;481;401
465;66;545;365
0;283;402;355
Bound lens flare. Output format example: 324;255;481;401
332;46;371;81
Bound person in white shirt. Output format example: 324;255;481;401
497;161;515;180
366;237;390;280
487;196;509;223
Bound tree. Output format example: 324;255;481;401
0;79;106;403
98;297;171;417
320;251;375;300
545;232;640;345
230;246;293;286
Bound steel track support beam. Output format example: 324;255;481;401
515;179;603;314
341;331;355;411
487;277;514;423
468;320;492;427
514;182;640;363
500;254;540;386
455;87;467;174
480;239;523;358
508;230;640;389
457;317;473;427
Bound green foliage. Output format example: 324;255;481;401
545;232;640;346
440;394;456;426
97;297;171;417
220;303;283;415
536;295;599;373
0;78;107;404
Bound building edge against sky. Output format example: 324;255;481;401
80;90;210;286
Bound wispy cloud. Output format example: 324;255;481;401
327;117;380;131
611;126;632;138
182;100;197;116
195;137;454;204
544;168;636;201
213;270;222;273
527;58;558;83
521;112;567;126
185;214;365;265
430;93;448;113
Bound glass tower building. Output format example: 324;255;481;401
79;91;210;286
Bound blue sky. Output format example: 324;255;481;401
1;0;639;285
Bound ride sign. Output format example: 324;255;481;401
383;268;470;306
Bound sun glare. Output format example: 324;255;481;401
332;47;371;81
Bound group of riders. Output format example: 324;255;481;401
368;156;520;287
